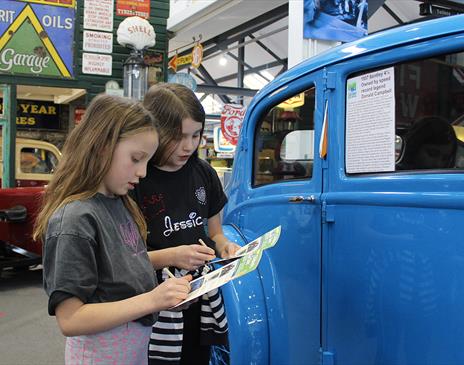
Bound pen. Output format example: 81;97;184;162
199;239;215;263
163;267;175;279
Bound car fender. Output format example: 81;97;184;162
221;224;269;365
0;187;44;256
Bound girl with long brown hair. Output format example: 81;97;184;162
34;94;191;365
131;83;240;365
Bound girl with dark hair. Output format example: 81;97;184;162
132;83;240;365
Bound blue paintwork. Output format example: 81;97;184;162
220;225;270;365
221;14;464;365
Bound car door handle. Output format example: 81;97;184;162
288;195;316;203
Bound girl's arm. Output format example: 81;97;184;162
208;213;241;258
55;276;191;337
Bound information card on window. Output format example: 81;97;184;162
345;67;395;173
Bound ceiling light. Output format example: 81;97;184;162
219;56;228;66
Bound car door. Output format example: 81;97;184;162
225;72;325;365
321;25;464;365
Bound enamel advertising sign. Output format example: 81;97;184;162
213;126;236;154
116;0;150;19
0;98;61;129
17;0;75;7
220;104;247;146
0;0;75;78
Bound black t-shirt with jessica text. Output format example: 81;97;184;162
132;157;227;250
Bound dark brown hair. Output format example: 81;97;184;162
143;83;205;166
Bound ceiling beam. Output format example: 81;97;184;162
382;3;405;24
197;65;231;104
214;59;287;84
226;52;272;82
173;4;288;95
248;34;286;66
196;84;258;97
275;66;287;78
368;0;386;18
237;37;245;105
202;26;287;61
176;4;288;60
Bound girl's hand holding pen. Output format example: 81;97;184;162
172;244;216;271
163;268;197;311
200;238;239;260
150;273;192;310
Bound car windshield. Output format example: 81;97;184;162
20;147;58;174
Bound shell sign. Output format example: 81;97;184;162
0;0;75;78
117;16;155;51
220;104;247;146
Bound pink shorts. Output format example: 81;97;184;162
65;321;151;365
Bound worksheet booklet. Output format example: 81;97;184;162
173;225;281;307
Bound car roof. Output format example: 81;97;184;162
250;14;464;111
0;138;61;156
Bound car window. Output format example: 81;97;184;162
345;49;464;174
20;147;58;174
253;87;315;186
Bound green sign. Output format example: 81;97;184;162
0;1;75;78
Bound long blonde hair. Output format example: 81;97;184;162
33;94;156;241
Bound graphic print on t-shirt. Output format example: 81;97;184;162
119;221;144;255
195;186;207;205
163;211;204;237
142;193;166;219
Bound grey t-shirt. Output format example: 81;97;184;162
43;193;157;326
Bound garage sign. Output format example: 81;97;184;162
0;1;75;78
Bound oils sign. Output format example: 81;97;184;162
0;99;60;130
0;1;75;78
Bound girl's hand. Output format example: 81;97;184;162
150;275;192;311
218;241;241;259
173;244;216;270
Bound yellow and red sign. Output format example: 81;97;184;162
116;0;150;19
191;43;203;68
168;54;191;72
278;93;305;109
168;55;178;72
177;54;194;67
168;43;203;72
18;0;75;7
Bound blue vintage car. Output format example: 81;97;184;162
220;14;464;365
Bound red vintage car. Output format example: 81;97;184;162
0;138;61;273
